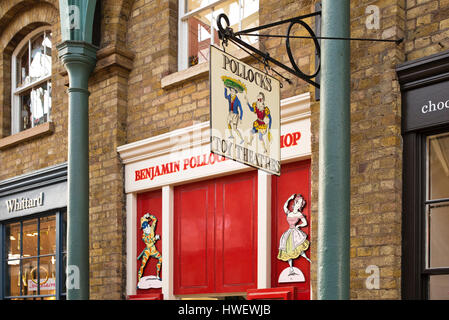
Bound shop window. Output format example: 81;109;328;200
178;0;259;70
1;211;66;300
403;129;449;299
398;50;449;300
425;132;449;299
11;27;52;135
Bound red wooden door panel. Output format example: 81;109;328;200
271;160;311;300
215;171;258;293
174;182;215;295
136;190;162;295
174;170;258;295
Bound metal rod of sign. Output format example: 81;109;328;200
237;32;404;44
216;12;403;89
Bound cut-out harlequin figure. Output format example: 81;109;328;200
137;213;162;284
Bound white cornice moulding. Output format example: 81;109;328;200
118;92;311;164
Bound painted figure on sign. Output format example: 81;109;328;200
222;76;246;145
245;92;272;154
278;194;311;282
137;213;162;287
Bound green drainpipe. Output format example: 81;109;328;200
57;0;98;300
318;0;351;300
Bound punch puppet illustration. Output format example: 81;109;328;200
137;213;162;289
277;194;311;282
222;76;246;145
245;91;272;154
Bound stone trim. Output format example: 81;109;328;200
0;121;54;150
161;44;259;89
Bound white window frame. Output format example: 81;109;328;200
178;0;257;71
11;26;52;135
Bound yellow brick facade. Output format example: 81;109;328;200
1;0;449;299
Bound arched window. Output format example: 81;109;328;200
11;27;52;134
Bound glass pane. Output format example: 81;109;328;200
29;33;51;82
22;258;39;297
30;82;50;127
62;253;67;294
22;219;38;258
16;44;29;87
241;0;259;44
188;14;214;66
38;256;57;295
213;0;240;29
40;215;56;255
19;91;32;131
428;203;449;268
46;81;52;121
428;133;449;200
211;0;241;51
6;262;21;297
62;211;67;252
186;0;211;13
6;222;21;260
43;32;52;60
429;275;449;300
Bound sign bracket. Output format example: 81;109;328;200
217;11;403;89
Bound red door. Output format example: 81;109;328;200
174;181;215;294
215;172;258;293
271;160;311;300
174;171;258;295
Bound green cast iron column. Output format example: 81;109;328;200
58;0;97;300
317;0;351;299
57;42;97;300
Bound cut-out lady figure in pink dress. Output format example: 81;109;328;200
278;194;311;276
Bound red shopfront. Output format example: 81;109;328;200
119;93;312;300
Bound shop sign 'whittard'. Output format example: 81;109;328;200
209;45;281;175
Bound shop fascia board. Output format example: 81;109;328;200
117;92;311;165
0;162;67;197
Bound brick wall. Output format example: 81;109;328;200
344;0;406;300
2;0;449;300
405;0;449;60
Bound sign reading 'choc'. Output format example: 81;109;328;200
209;45;281;175
403;80;449;132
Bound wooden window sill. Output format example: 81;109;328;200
0;122;55;150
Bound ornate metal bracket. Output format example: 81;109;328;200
217;12;322;88
217;10;403;89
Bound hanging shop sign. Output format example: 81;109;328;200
209;45;281;175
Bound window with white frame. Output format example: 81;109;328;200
178;0;259;70
11;27;52;134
